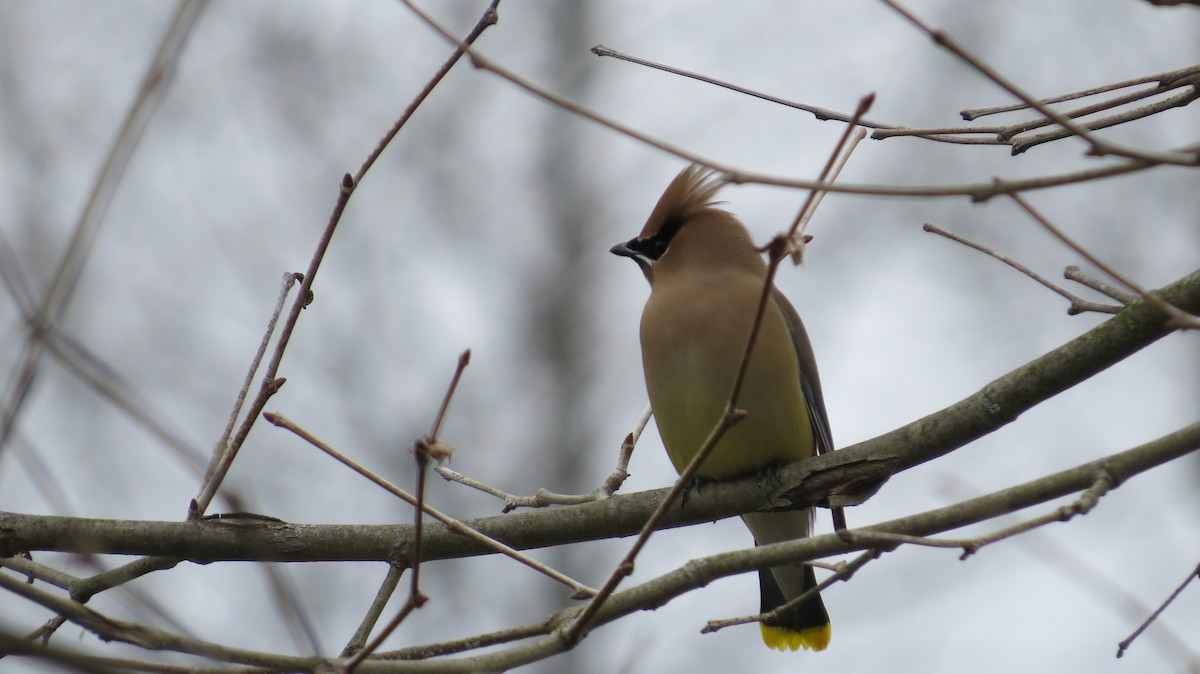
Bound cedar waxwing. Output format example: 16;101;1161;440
611;165;833;652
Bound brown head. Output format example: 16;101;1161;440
610;165;764;284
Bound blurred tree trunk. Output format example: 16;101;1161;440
525;3;601;671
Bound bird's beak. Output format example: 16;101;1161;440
610;240;637;257
611;239;653;283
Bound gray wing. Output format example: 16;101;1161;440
771;287;834;457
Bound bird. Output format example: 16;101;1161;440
610;164;833;652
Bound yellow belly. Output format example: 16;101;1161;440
640;279;814;479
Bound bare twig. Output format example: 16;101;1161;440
193;0;501;518
594;45;1200;156
939;475;1200;672
703;548;881;635
1;232;219;502
563;408;748;644
376;621;551;661
1064;266;1139;305
876;72;1200;148
190;171;353;518
262;412;595;596
0;629;129;674
436;403;651;512
591;45;905;136
879;0;1200;166
342;350;472;672
1009;86;1200;155
339;562;405;658
205;272;302;489
1117;560;1200;660
428;350;470;441
0;0;207;455
397;0;1169;202
0;571;317;670
788;122;870;257
961;65;1200;119
340;580;423;673
71;557;182;604
0;554;198;645
707;470;1116;637
923;223;1123;315
354;0;500;186
1008;193;1200;330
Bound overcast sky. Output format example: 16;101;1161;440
1;2;1198;673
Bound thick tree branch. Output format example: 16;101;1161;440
6;421;1195;672
369;421;1200;672
2;269;1197;565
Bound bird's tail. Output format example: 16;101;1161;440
758;563;831;651
742;510;831;652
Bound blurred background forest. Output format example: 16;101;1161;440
0;1;1198;672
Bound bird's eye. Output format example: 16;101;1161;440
650;239;669;259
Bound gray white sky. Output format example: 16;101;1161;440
1;1;1198;673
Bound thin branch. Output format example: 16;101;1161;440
0;572;321;670
1064;266;1138;305
354;0;500;185
2;235;231;509
923;223;1123;315
0;0;207;455
0;228;37;323
343;350;472;672
71;557;182;604
0;629;131;674
340;563;406;658
1008;192;1200;330
191;171;347;518
844;470;1116;561
193;0;501;518
1010;86;1200;156
708;467;1116;637
341;576;422;673
262;412;595;596
396;0;1169;202
435;403;650;512
961;64;1200;119
38;329;212;476
936;475;1198;673
0;554;195;645
875;74;1200;148
205;272;301;492
879;0;1200;166
591;45;904;136
0;554;75;590
562;408;748;643
375;622;550;661
594;45;1200;156
428;350;470;441
262;565;324;657
703;548;881;635
789;121;870;255
1117;560;1200;659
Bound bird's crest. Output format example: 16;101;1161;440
638;164;726;240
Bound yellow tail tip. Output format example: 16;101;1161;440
761;623;831;652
